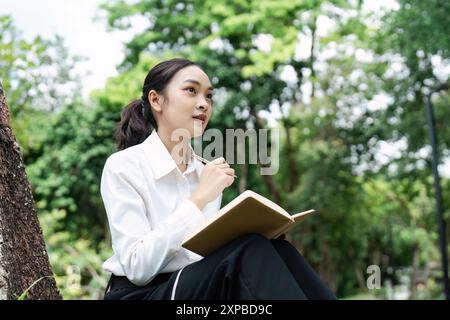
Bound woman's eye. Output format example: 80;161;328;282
185;88;212;101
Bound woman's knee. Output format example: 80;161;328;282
235;233;270;247
236;235;300;256
232;234;279;258
271;238;307;262
272;238;299;252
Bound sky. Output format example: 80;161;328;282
1;0;449;177
0;0;135;97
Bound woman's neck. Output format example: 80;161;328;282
156;128;191;170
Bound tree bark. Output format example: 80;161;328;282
0;82;61;300
282;119;299;192
250;110;283;204
238;162;248;194
309;18;317;101
410;244;420;300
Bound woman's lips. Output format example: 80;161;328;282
192;114;206;123
193;118;205;124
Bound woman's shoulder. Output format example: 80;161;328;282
103;144;144;174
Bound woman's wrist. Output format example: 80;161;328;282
188;192;207;211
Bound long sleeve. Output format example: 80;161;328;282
100;162;205;286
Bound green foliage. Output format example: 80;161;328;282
384;0;450;60
0;14;84;162
39;208;112;299
26;101;116;243
352;0;450;176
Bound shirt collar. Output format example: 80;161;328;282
142;130;203;180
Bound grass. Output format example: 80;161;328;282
17;275;55;300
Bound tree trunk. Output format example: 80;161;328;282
282;120;299;192
309;17;317;101
250;110;283;204
238;162;248;194
0;82;61;300
260;173;282;204
410;244;420;300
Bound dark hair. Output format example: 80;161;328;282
115;58;200;150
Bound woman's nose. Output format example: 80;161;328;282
197;98;209;110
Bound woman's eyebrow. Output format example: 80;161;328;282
183;79;213;91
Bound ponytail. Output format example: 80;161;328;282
114;97;157;151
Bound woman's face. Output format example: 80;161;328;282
149;65;213;139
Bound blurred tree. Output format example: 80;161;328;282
318;0;450;297
0;15;112;298
340;0;450;176
0;14;84;164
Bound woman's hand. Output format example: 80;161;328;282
189;157;235;210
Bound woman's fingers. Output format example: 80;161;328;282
205;157;230;169
223;168;235;177
209;157;226;165
204;157;234;178
215;163;230;169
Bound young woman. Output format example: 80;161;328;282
101;58;336;300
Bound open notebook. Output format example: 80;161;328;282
182;190;315;257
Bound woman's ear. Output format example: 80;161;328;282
148;90;163;113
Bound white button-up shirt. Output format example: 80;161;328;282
100;130;222;286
